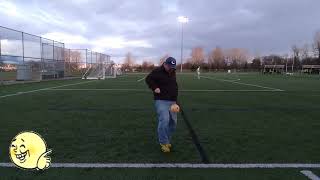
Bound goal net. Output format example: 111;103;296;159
104;64;116;79
82;63;121;80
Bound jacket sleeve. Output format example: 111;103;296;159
145;70;158;91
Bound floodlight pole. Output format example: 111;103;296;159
180;22;184;73
22;32;25;64
0;35;2;59
292;55;295;73
285;59;288;73
178;16;188;73
272;57;275;73
0;35;2;85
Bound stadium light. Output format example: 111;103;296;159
178;16;189;23
178;16;189;73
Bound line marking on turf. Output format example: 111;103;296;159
44;88;283;92
194;74;241;82
301;170;320;180
46;88;149;92
200;75;284;91
228;79;241;82
137;76;147;82
180;89;281;92
0;88;49;99
1;163;320;168
49;81;97;89
0;81;96;99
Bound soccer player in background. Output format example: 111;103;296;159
145;57;178;153
197;66;201;79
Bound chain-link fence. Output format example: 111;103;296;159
64;49;111;78
0;26;111;82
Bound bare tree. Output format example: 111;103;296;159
208;47;225;69
141;60;155;71
291;45;302;70
69;50;82;72
208;51;214;69
70;51;81;63
301;44;309;60
190;47;205;66
314;31;320;62
292;45;300;60
122;52;135;71
292;45;300;66
224;48;249;69
251;57;261;70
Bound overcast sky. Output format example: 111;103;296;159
0;0;320;63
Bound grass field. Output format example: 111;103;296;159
0;72;320;179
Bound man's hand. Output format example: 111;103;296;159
154;88;161;94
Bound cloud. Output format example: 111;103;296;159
42;32;152;52
1;0;320;63
92;36;152;50
0;0;19;17
42;32;88;45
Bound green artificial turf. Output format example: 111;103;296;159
1;72;319;179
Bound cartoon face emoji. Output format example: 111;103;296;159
9;131;51;170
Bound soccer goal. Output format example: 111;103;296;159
104;63;116;79
82;63;103;80
82;63;121;80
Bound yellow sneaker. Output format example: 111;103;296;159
166;144;172;148
160;144;170;153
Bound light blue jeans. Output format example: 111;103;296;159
155;100;177;144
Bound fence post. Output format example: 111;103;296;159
86;49;88;68
0;34;2;85
53;40;55;78
63;43;65;78
40;37;43;80
69;49;71;76
22;32;25;64
0;34;2;59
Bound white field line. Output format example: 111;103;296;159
48;81;96;89
46;88;149;92
127;73;149;75
44;88;282;92
1;163;320;169
227;79;241;82
0;88;49;99
194;74;240;82
200;75;284;91
301;170;320;180
0;81;96;99
137;76;147;82
180;89;281;92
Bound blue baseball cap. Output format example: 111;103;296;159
164;57;177;69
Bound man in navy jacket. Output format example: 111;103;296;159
146;57;178;153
